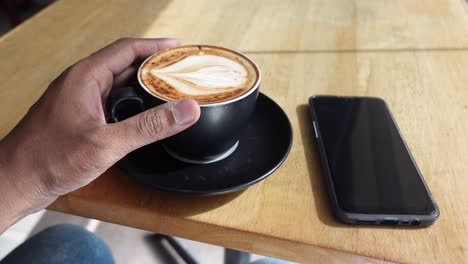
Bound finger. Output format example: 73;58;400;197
112;65;138;88
103;99;200;156
81;38;180;92
98;66;138;103
88;38;180;75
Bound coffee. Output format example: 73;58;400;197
139;45;259;104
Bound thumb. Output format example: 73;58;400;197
105;99;200;155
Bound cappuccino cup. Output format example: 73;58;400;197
108;45;261;164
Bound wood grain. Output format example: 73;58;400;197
2;0;468;135
1;0;467;263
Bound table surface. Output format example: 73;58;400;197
1;0;467;263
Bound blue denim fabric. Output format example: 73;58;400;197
1;224;114;264
1;223;293;264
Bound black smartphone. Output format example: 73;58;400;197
308;96;439;226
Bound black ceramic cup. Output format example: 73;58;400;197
108;46;261;164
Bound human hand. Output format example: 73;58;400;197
0;38;200;229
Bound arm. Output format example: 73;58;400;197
0;159;33;234
0;145;46;234
0;38;200;234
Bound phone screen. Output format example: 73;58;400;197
311;97;436;215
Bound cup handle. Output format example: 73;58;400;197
107;86;145;123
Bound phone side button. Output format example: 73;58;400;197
312;121;319;139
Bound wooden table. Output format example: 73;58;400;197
1;0;467;263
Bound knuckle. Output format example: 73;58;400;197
115;37;134;47
82;128;107;152
136;109;172;137
56;62;83;81
69;59;95;80
87;127;127;162
73;58;92;72
116;37;132;43
47;62;94;93
73;58;110;88
60;64;75;77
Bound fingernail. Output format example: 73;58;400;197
171;99;197;125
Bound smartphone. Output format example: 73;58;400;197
308;96;439;226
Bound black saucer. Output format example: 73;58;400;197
118;93;293;196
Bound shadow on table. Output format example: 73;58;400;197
104;166;245;217
43;0;174;67
152;189;245;217
296;104;343;228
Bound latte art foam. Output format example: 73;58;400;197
150;55;248;96
139;46;259;104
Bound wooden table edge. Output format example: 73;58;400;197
49;195;392;264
